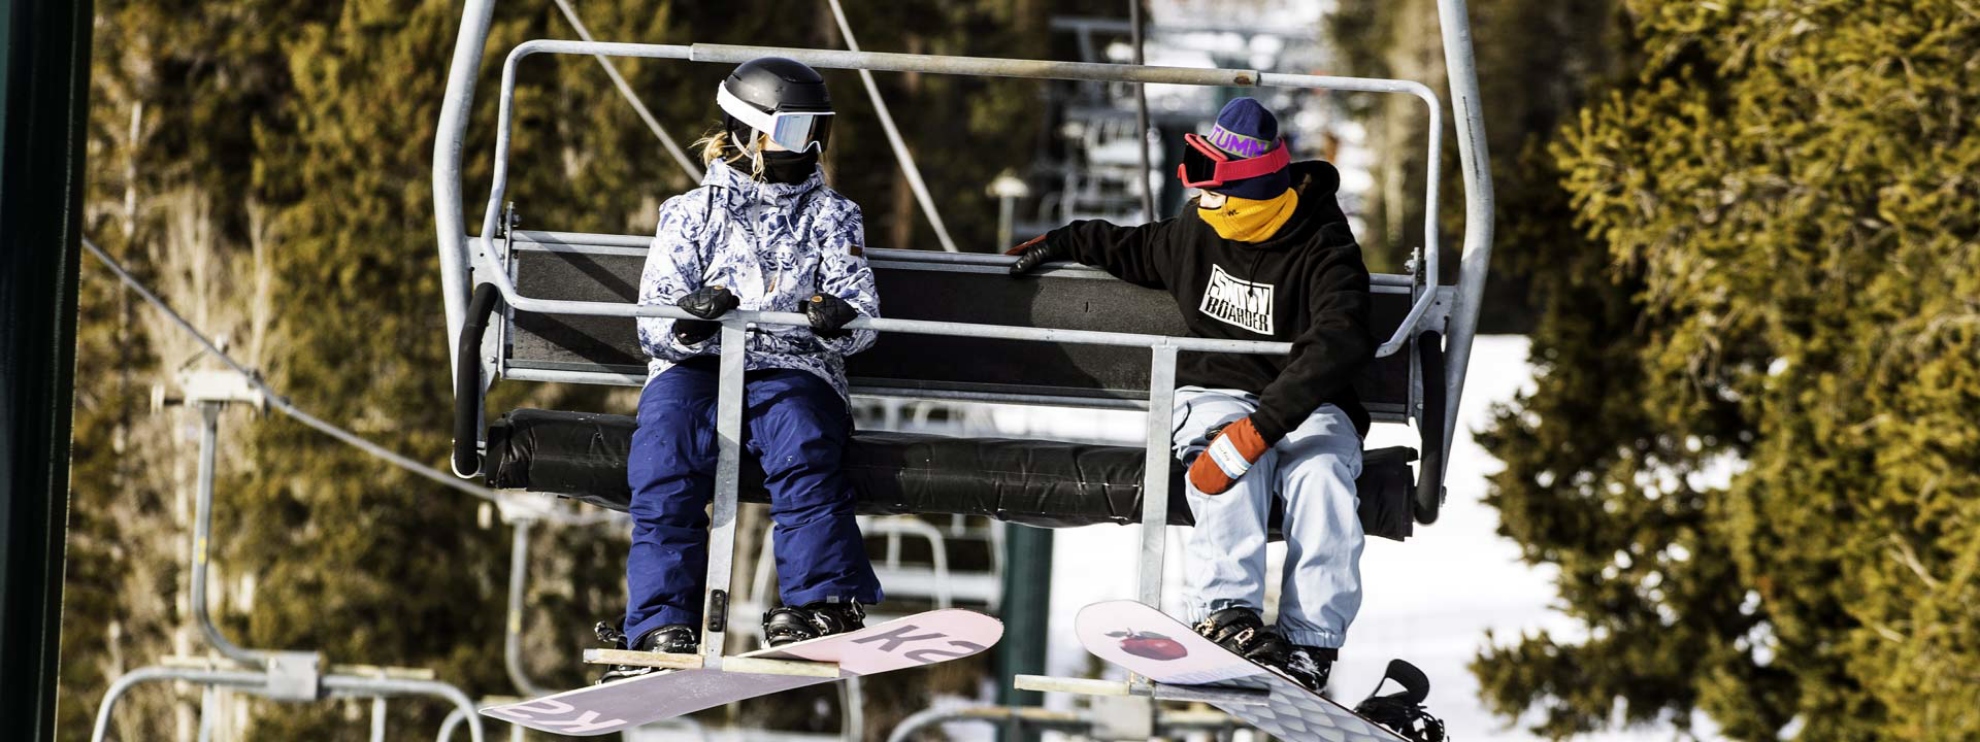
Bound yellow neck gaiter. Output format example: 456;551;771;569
1199;189;1299;242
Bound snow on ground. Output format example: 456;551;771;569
1013;336;1686;741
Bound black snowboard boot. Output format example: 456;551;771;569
1284;644;1338;693
594;621;699;685
762;601;867;647
1353;659;1446;741
1192;606;1331;693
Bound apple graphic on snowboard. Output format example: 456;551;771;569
1108;630;1188;661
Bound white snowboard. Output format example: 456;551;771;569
484;608;1002;736
1076;600;1405;742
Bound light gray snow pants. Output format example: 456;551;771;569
1173;386;1364;649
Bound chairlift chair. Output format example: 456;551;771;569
432;6;1494;697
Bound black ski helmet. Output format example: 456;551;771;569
718;57;834;153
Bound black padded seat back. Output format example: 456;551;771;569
505;236;1415;420
508;243;646;375
487;408;1415;541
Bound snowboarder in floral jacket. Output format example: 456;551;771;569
603;57;883;683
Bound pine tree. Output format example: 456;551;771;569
70;1;1128;738
1476;1;1980;738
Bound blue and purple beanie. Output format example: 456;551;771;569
1202;97;1290;201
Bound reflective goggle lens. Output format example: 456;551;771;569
767;112;830;153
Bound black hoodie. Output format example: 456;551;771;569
1044;161;1374;443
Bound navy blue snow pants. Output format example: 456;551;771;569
623;359;882;642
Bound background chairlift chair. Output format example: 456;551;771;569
432;3;1494;707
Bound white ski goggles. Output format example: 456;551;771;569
717;84;834;153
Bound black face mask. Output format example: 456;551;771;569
760;149;818;185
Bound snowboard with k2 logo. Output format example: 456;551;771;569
484;609;1001;736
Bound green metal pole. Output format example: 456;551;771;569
1;0;93;739
995;524;1052;742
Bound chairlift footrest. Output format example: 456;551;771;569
581;649;839;678
582;648;704;671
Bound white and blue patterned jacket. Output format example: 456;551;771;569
637;159;879;398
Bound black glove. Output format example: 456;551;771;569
1007;234;1068;275
804;293;860;339
672;286;739;345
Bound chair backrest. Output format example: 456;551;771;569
501;231;1416;421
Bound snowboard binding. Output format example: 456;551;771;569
1191;606;1333;693
763;600;867;647
594;621;700;685
1352;659;1448;741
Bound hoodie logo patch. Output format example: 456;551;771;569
1199;264;1275;335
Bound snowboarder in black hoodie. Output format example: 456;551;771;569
1010;98;1373;693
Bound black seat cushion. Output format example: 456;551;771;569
486;409;1415;542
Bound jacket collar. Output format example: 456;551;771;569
704;158;823;208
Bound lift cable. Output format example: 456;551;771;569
81;237;507;505
550;0;704;183
824;0;961;253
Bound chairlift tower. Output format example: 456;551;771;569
88;369;486;742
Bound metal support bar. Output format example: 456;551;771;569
197;686;217;742
507;232;1415;286
1133;345;1178;699
841;678;864;742
702;321;750;670
370;696;388;742
434;0;502;376
502;519;548;697
469;240;1290;355
1137;346;1177;607
1434;0;1498;467
92;666;485;742
688;43;1267;86
192;402;268;669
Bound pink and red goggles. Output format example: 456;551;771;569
1175;132;1290;190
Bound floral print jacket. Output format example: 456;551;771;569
637;160;878;399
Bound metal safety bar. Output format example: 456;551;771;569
467;39;1442;361
511;229;1425;286
478;239;1295;356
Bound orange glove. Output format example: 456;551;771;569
1188;417;1270;495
